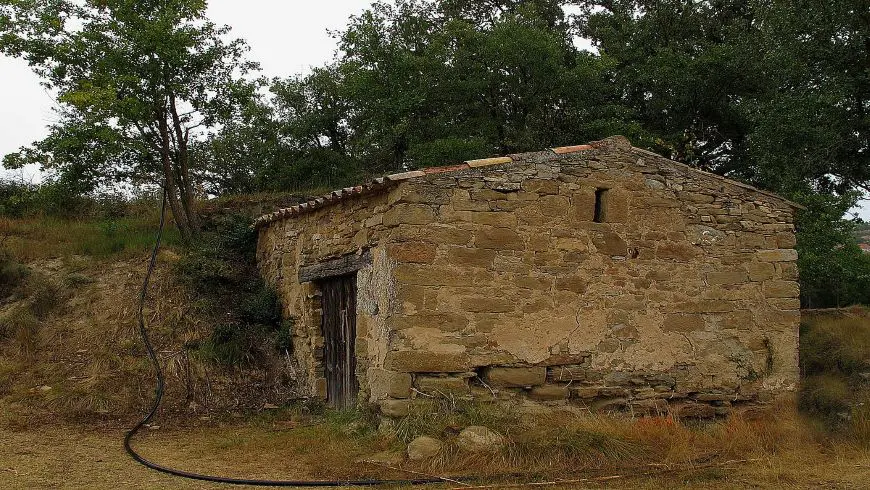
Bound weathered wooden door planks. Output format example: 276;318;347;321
319;274;358;408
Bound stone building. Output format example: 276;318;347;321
254;136;802;417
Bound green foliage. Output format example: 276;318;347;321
175;245;239;288
577;0;869;197
0;178;92;219
0;180;39;218
796;193;870;307
197;323;251;366
0;0;261;238
240;287;281;326
202;0;634;194
176;214;290;366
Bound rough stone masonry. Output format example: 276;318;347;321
255;135;802;418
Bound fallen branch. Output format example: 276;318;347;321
451;473;624;489
363;460;470;487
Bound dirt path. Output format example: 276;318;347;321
1;425;868;489
0;425;398;490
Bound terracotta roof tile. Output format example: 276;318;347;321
552;144;593;154
466;156;513;168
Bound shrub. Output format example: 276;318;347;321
197;323;251;366
0;179;39;217
240;287;281;325
800;316;870;377
174;246;238;288
174;213;288;366
0;249;29;299
174;214;255;289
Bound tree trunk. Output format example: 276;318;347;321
158;113;192;241
169;94;200;233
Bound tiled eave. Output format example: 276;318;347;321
252;144;595;229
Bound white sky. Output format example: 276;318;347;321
0;0;867;220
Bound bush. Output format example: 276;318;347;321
175;246;238;288
240;287;282;325
799;312;870;439
0;180;39;217
0;178;94;219
175;213;289;366
197;323;251;366
0;249;29;299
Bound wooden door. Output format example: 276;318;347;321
319;274;358;409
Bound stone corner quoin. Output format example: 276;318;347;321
254;135;801;418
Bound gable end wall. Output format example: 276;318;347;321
378;143;798;415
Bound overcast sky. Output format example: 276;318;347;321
0;0;867;219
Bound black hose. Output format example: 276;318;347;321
123;188;454;486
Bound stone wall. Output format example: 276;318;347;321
257;190;400;400
378;137;799;417
257;136;800;417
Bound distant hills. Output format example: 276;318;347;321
857;223;870;246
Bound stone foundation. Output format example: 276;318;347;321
374;363;769;418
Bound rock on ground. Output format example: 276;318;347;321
406;436;443;461
456;426;505;452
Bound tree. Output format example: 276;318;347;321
796;192;870;307
574;0;869;197
317;0;633;173
0;0;259;239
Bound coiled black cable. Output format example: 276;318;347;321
123;188;455;487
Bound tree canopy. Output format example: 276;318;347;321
0;0;260;239
2;0;868;306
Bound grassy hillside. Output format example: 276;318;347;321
0;205;301;427
0;207;868;487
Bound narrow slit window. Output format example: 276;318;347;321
593;188;608;223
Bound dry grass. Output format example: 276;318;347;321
0;407;868;489
799;308;870;443
0;214;181;261
0;251;294;427
387;398;866;482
